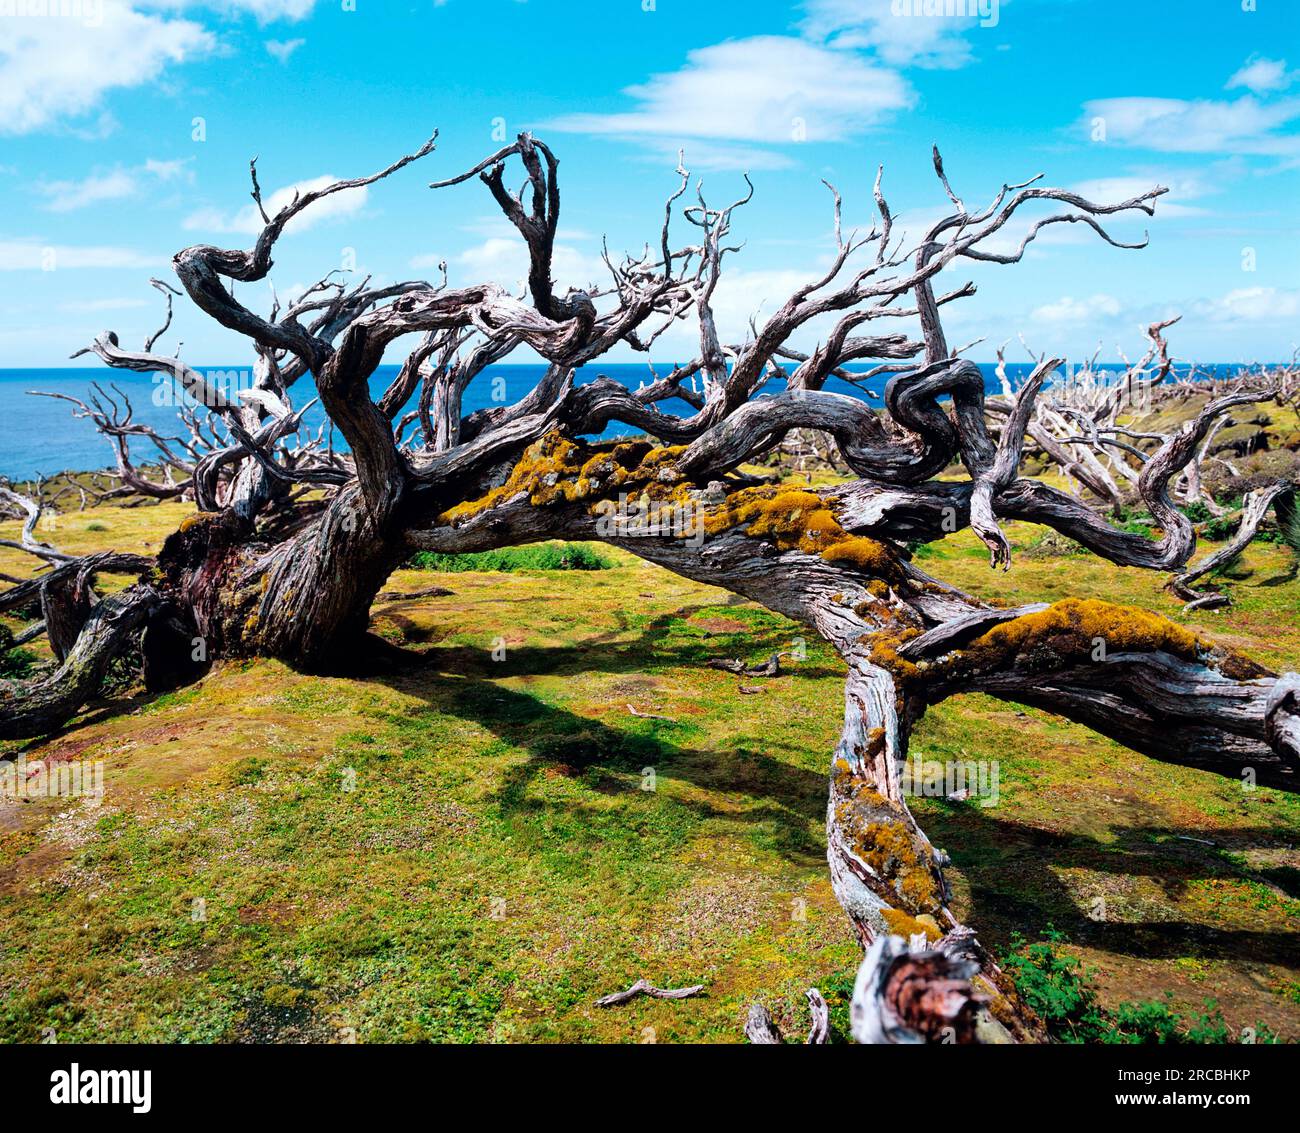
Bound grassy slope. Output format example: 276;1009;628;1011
1;500;1298;1043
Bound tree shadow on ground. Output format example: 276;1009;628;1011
356;626;834;864
28;594;1294;976
920;803;1300;968
354;622;1299;974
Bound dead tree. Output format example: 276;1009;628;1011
989;319;1278;518
4;134;1299;1041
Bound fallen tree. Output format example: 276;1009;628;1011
5;132;1298;1041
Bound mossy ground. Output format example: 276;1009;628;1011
1;494;1298;1043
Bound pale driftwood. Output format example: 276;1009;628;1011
742;989;831;1045
988;321;1278;528
706;651;790;677
1172;481;1295;609
805;989;830;1045
0;483;71;563
594;979;705;1008
626;704;676;722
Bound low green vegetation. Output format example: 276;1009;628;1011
409;542;615;573
1003;927;1278;1044
0;623;36;680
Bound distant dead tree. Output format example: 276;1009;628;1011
4;133;1298;1040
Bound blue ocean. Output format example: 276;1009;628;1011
0;360;1258;480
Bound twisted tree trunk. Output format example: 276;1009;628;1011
7;132;1297;1042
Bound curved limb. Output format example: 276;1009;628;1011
0;585;159;740
1172;483;1296;610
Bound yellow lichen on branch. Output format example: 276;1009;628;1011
702;484;903;581
436;431;905;583
945;597;1271;681
437;432;691;525
832;756;943;918
881;908;944;942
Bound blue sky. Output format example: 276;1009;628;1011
1;0;1297;369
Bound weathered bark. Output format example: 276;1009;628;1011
0;585;158;740
850;932;984;1044
1172;482;1295;610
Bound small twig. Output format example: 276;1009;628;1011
707;650;793;678
627;704;676;722
595;978;704;1008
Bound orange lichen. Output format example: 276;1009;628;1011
178;511;221;534
966;597;1202;664
832;769;942;916
882;908;943;942
437;429;904;583
702;484;903;582
954;597;1271;680
866;628;925;688
437;431;693;525
852;821;943;911
891;597;1274;685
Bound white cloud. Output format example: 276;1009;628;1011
0;241;161;270
423;236;608;293
0;1;214;136
144;157;191;181
183;174;368;235
59;297;151;312
1030;294;1122;324
703;266;830;341
216;0;316;19
1082;94;1300;157
38;157;193;211
39;169;138;212
548;35;914;149
1226;56;1295;96
546;3;996;168
800;0;994;68
1191;286;1300;323
659;140;797;173
145;0;318;20
265;37;305;63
